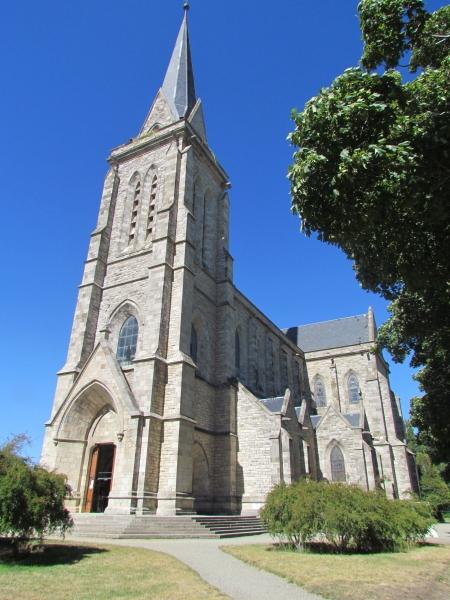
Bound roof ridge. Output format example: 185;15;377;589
292;313;368;329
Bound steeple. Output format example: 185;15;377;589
141;4;207;141
162;5;196;119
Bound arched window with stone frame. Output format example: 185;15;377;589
347;372;361;404
116;315;139;364
330;445;346;482
313;375;327;407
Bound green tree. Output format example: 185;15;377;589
405;421;450;519
288;0;450;470
0;435;72;555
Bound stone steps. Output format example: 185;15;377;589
68;513;267;539
193;516;266;537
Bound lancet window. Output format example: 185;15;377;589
116;316;139;364
330;446;346;482
348;374;360;404
235;331;241;374
190;326;198;363
128;182;141;245
146;175;158;239
314;376;327;407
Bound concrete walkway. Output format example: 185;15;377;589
72;534;323;600
427;523;450;545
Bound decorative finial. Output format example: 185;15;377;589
184;1;190;11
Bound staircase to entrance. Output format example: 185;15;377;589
68;513;267;539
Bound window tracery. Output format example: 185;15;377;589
116;316;139;364
330;445;346;482
314;375;327;407
348;374;360;404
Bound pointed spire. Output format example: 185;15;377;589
161;6;197;120
368;306;377;342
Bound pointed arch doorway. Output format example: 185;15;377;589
84;443;116;513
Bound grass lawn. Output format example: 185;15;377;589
443;511;450;523
223;543;450;600
0;542;228;600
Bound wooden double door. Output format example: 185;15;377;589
84;443;116;513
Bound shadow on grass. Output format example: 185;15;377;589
0;542;108;567
264;541;436;555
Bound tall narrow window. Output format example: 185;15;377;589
314;376;327;407
190;326;198;363
235;331;241;374
201;194;207;265
146;175;157;239
348;374;360;404
280;350;288;389
128;182;141;245
192;182;197;216
117;316;139;364
330;446;346;482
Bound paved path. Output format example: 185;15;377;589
72;534;323;600
427;523;450;545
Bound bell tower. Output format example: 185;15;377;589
42;5;233;515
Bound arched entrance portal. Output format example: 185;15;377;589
84;444;116;512
57;382;123;513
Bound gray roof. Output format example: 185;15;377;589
343;413;361;428
311;415;321;429
260;397;284;413
162;10;197;119
310;412;360;430
285;314;369;352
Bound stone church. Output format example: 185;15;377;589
41;8;418;516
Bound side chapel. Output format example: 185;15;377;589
41;8;418;515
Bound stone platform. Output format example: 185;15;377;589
67;513;267;539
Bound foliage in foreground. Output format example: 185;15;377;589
0;436;72;552
288;0;450;471
260;479;434;552
406;422;450;520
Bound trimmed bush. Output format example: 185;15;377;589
0;436;72;555
260;479;434;552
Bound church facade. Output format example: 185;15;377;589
41;10;418;516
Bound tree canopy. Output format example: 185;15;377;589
288;0;450;470
0;435;72;551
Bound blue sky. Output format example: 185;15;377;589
0;0;444;461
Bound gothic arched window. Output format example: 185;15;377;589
190;326;198;363
314;376;327;407
235;331;241;373
146;175;157;239
348;374;360;404
128;182;141;244
117;316;139;364
330;446;346;482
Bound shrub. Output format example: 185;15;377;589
416;453;450;520
261;479;434;552
0;436;72;555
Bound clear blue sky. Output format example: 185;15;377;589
0;0;444;461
